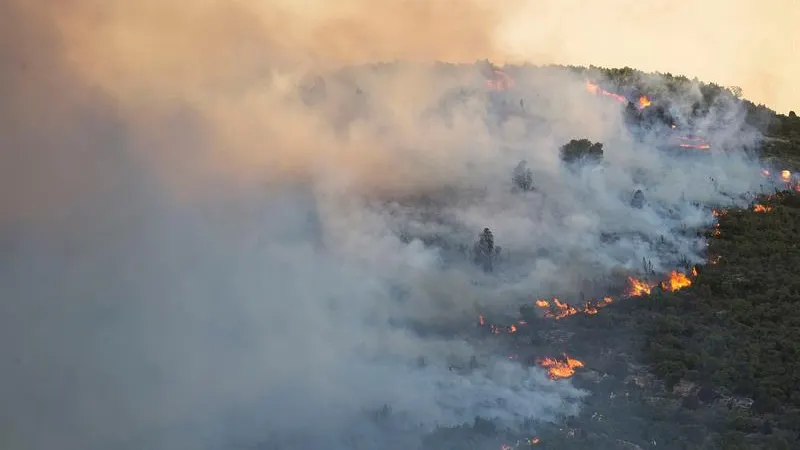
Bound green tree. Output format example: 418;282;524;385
560;139;604;163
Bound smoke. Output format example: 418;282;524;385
0;1;782;449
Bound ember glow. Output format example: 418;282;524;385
781;170;792;183
679;143;712;150
537;355;585;380
753;204;773;213
487;69;514;91
678;136;712;150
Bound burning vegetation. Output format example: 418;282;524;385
537;355;585;380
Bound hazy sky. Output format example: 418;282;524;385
46;0;798;114
497;0;799;113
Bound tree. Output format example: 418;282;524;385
512;160;534;192
473;228;496;273
729;86;743;98
560;139;604;163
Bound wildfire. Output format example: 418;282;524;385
679;143;712;150
678;136;712;150
535;299;549;308
538;354;585;380
660;270;692;292
487;69;513;91
551;298;578;319
584;297;614;315
500;437;541;449
585;81;652;110
781;170;791;183
627;277;654;296
753;204;773;213
628;270;695;296
585;81;628;104
535;296;613;319
761;169;771;177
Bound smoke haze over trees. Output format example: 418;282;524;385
2;1;800;449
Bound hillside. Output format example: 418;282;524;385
409;64;800;450
6;55;800;450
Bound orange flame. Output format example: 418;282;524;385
585;81;627;104
781;170;791;183
660;270;692;292
753;204;773;213
761;169;771;177
551;298;578;319
626;277;654;296
538;354;585;380
585;81;651;109
535;296;613;319
531;437;541;445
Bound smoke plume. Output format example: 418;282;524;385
0;1;781;449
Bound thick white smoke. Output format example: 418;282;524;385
0;1;776;449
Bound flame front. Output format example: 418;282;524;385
538;354;585;380
781;170;791;183
585;81;627;104
660;270;692;292
627;277;654;296
585;81;651;110
535;296;613;319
